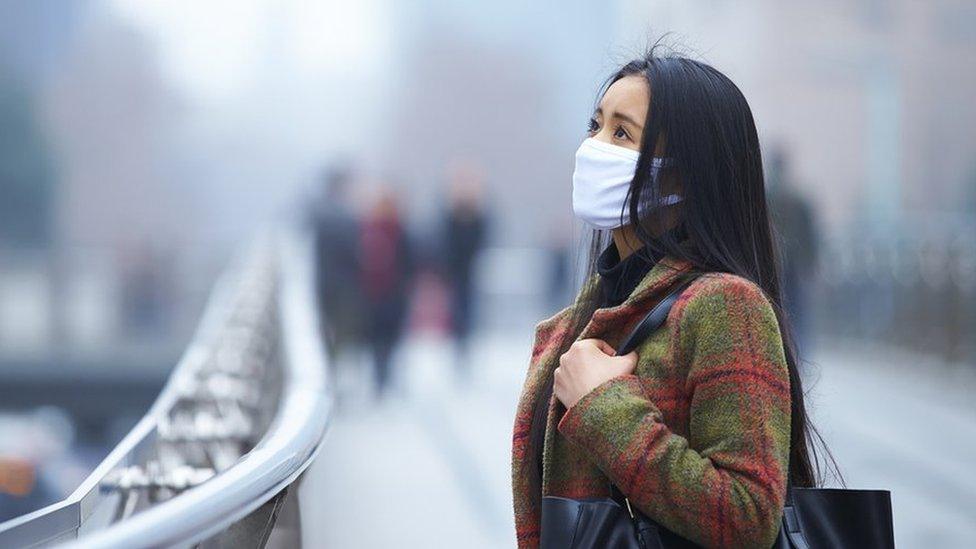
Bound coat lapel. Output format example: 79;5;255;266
511;254;694;544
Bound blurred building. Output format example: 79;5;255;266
619;0;976;231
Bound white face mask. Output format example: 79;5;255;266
571;137;682;229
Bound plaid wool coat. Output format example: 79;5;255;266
511;255;792;549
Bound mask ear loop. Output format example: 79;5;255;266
648;157;682;204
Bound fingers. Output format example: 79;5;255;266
591;339;617;356
615;351;639;374
574;338;616;356
563;340;639;373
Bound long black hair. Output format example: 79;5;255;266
527;47;840;506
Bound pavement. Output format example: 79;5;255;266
300;332;976;549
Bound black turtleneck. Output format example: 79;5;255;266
596;223;692;307
596;241;665;308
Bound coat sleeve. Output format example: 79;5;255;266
556;274;792;549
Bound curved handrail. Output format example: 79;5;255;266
0;229;333;548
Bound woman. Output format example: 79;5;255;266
360;187;415;398
511;50;835;548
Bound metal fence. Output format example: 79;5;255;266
0;229;332;548
814;224;976;364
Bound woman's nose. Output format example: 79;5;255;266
592;129;614;145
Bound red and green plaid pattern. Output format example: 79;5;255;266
511;256;791;548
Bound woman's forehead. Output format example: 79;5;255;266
599;75;649;122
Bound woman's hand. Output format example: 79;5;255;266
554;339;638;409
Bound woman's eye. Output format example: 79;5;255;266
614;126;629;140
587;118;599;133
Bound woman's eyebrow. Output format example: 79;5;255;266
612;111;644;130
595;107;644;131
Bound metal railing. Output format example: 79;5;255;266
813;226;976;363
0;229;333;548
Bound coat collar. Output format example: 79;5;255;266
573;254;694;349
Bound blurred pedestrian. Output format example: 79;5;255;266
442;161;489;383
545;218;573;314
310;165;363;363
766;145;820;355
119;243;173;337
360;187;415;398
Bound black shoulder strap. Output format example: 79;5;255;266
615;274;700;356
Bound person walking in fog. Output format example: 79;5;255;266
442;163;488;383
311;165;363;362
511;49;837;548
360;187;415;399
766;146;820;355
544;219;573;314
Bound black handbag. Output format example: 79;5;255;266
539;275;895;549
